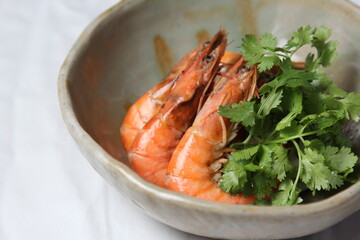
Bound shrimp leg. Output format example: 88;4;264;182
128;31;227;188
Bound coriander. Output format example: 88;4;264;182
219;26;360;205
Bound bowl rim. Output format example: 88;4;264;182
58;0;360;217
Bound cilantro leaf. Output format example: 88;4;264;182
258;78;279;94
312;70;333;90
335;133;353;149
313;40;339;67
303;92;327;114
301;148;331;192
244;163;260;172
285;78;312;89
240;34;264;66
267;144;293;181
276;89;303;131
258;89;283;117
231;145;259;161
305;139;325;150
240;33;280;71
219;102;256;127
219;170;246;194
279;122;304;139
340;92;360;122
285;25;314;50
219;158;248;194
314;26;332;42
327;171;344;190
323;146;358;173
240;34;261;60
253;173;276;199
260;32;277;50
258;144;274;170
260;60;315;94
300;110;344;130
315;111;345;129
258;56;280;72
271;180;302;206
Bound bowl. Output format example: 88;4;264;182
58;0;360;239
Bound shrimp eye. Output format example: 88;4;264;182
203;41;210;47
204;54;214;62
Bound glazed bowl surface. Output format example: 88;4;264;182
58;0;360;239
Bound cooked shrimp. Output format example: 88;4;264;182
120;50;241;152
120;44;205;152
167;58;258;204
128;31;227;188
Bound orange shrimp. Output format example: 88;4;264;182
120;50;242;152
128;31;227;188
167;57;258;204
120;44;205;152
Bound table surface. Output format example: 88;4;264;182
1;0;359;239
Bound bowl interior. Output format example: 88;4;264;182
68;0;360;183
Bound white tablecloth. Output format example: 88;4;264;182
0;0;359;239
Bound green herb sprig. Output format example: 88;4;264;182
218;26;360;205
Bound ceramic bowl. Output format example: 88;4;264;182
58;0;360;239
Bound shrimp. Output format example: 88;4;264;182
120;44;205;152
167;57;258;204
128;30;227;188
120;50;241;152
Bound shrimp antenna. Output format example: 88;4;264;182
197;75;214;114
219;116;227;148
227;56;245;75
218;94;230;148
227;40;234;47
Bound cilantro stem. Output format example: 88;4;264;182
243;128;255;145
266;130;322;144
289;45;303;58
275;47;291;53
265;128;277;142
275;53;289;59
290;140;302;200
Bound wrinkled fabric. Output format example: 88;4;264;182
0;0;359;240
